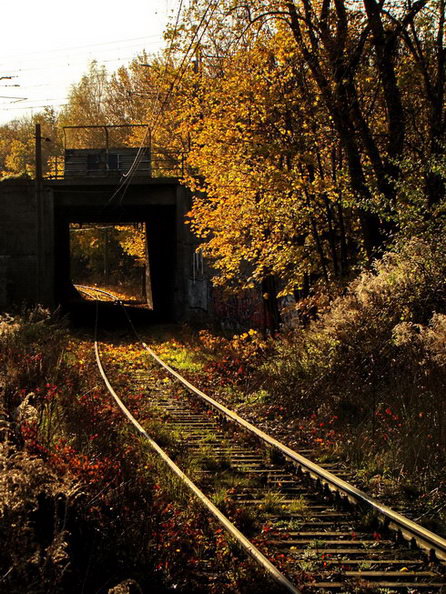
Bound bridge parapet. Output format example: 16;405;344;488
45;124;185;181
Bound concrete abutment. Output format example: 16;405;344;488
0;178;209;322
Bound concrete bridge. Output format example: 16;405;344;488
0;174;208;321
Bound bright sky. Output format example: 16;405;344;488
0;0;173;124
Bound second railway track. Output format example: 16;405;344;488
78;285;446;593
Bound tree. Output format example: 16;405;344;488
165;0;446;296
0;108;62;178
60;61;116;148
175;26;356;295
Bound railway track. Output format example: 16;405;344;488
77;285;446;593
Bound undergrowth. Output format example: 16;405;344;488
0;309;281;593
260;237;446;530
153;237;446;535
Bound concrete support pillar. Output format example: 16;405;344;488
36;187;55;307
0;256;9;308
175;184;189;320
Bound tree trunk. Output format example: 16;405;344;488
261;276;281;335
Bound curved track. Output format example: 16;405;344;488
77;285;446;592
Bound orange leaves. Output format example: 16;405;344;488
175;29;344;293
115;224;146;263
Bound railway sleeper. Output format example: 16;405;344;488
132;366;446;591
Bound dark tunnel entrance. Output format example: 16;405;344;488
70;223;149;305
54;204;177;321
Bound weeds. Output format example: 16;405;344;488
212;487;230;509
275;518;303;531
259;490;287;514
285;496;308;516
0;311;280;593
193;444;231;472
214;470;262;491
255;238;446;528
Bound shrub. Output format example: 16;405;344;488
263;237;446;484
0;442;78;594
0;308;72;420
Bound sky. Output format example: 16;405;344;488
0;0;173;124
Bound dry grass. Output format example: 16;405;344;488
260;237;446;527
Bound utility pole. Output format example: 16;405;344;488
35;123;43;184
35;123;43;302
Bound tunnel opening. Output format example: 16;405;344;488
54;204;177;323
69;223;150;305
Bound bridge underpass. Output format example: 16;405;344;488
56;205;176;322
52;178;194;322
0;177;209;322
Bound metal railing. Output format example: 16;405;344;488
43;125;186;181
44;150;185;181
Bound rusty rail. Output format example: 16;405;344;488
81;287;300;594
77;285;446;572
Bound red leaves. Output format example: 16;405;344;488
373;531;382;541
20;420;50;457
49;440;122;486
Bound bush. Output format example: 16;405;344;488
0;442;77;594
0;307;71;420
263;237;446;484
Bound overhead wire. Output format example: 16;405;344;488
119;0;189;181
0;1;215;204
0;35;164;121
0;34;162;64
109;0;220;206
117;3;311;200
1;102;68;112
3;53;158;75
106;0;190;204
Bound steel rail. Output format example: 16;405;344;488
88;294;300;594
141;345;446;562
75;285;117;300
76;284;446;563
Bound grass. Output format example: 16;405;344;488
284;496;308;516
214;470;262;490
161;347;203;372
276;518;303;531
0;311;288;594
258;492;308;517
258;490;287;514
212;487;230;508
165;238;446;536
193;445;231;472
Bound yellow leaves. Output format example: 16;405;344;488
116;225;146;263
150;7;350;294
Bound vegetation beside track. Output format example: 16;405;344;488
1;236;446;592
142;237;446;540
0;309;279;593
